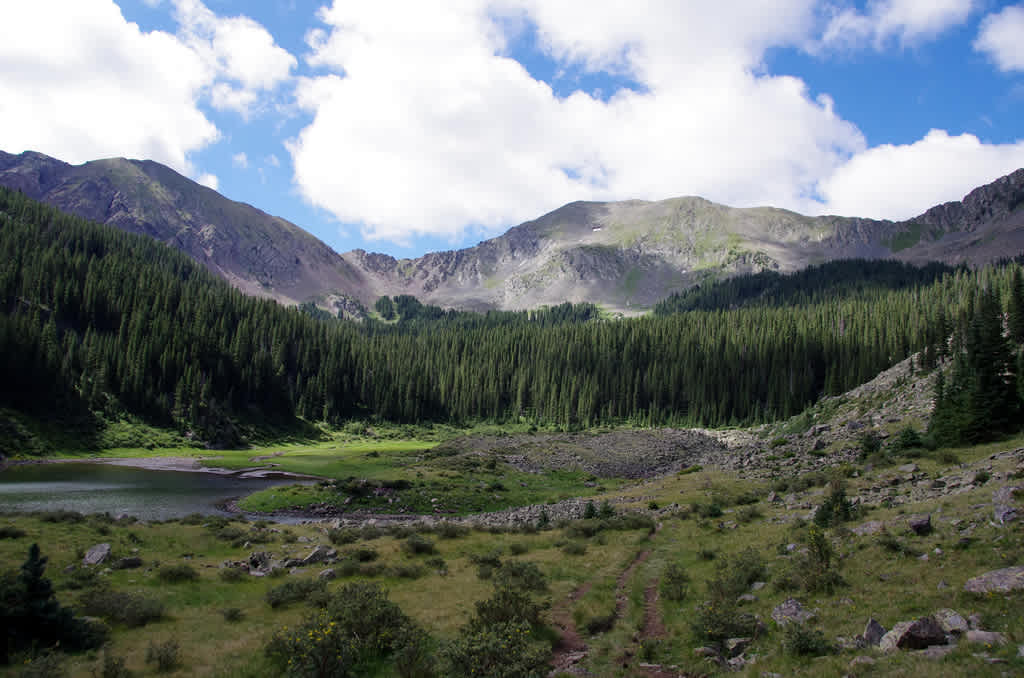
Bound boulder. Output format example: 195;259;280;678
965;630;1008;646
83;543;111;566
112;556;143;570
863;618;886;646
934;608;968;635
878;617;946;652
963;566;1024;594
301;545;336;565
771;598;815;626
319;568;336;581
907;514;932;536
852;520;885;536
725;638;750;658
898;463;919;474
992;486;1020;525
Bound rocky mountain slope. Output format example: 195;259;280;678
342;169;1024;312
0;150;362;308
2;149;1022;313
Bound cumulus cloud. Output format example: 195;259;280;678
232;152;249;169
172;0;296;116
819;0;976;50
0;0;218;171
817;130;1024;219
290;0;867;242
975;5;1024;72
197;172;219;190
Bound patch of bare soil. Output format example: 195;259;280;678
549;582;592;674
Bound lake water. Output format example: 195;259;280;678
0;462;304;522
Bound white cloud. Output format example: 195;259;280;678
818;130;1024;219
820;0;975;50
172;0;296;117
975;5;1024;72
290;0;868;242
265;154;281;168
232;152;249;169
197;172;219;190
0;0;217;171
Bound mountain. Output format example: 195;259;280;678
0;150;363;310
340;169;1024;312
2;149;1023;314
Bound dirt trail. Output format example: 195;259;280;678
549;582;592;674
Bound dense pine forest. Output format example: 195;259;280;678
2;186;1023;447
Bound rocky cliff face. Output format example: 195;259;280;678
2;149;1022;314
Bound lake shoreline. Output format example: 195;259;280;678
3;455;323;481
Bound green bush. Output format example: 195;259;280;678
145;639;180;673
265;578;326;609
157;563;199;583
473;587;547;628
660;562;689;602
16;652;66;678
78;588;164;628
0;525;26;540
813;481;854;527
493;561;547;594
442;621;549;678
783;622;834;656
218;566;246;582
97;650;133;678
436;523;469;539
328;528;359;545
401;534;436;556
221;607;244;623
346;548;379;562
583;500;597;519
561;541;587;556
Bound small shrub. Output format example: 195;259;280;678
769;436;788;448
508;542;528;556
442;621;549;678
598;501;615;519
157;563;199;583
347;548;379;562
97;651;133;678
647;500;660;510
737;506;762;523
493;561;547;593
584;612;617;634
265;578;326;609
691;599;758;644
562;542;587;556
0;525;26;539
783;622;834;656
17;652;66;678
697;547;717;561
437;523;469;539
813;481;854;527
583;501;597;519
328;527;359;545
401;534;436;556
78;589;164;627
692;502;723;518
39;509;85;524
388;564;426;579
974;470;991;485
218;566;246;583
221;607;244;622
660;562;689;602
876;530;920;557
394;629;436;678
426;557;448;575
145;639;180;673
858;432;882;457
476;564;494;580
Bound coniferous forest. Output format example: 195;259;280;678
2;186;1023;447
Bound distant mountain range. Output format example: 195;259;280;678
2;149;1022;314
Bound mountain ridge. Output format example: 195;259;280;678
2;149;1023;314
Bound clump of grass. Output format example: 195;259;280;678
265;578;326;609
562;542;587;556
79;589;164;627
783;622;834;656
401;534;437;556
145;639;180;672
221;607;244;622
218;566;246;582
157;563;199;583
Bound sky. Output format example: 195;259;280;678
1;1;1024;259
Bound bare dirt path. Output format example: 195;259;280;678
549;582;593;674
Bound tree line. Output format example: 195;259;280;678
2;186;1022;444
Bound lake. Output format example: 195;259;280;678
0;462;307;522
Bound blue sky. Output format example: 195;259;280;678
2;1;1024;259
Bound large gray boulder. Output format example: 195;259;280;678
301;545;337;565
878;617;946;652
771;598;816;626
82;543;111;566
863;618;886;646
964;566;1024;594
934;609;968;635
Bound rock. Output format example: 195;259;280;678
1017;644;1023;658
725;638;751;657
694;646;719;658
898;463;919;473
968;613;983;630
907;514;932;536
849;655;875;669
934;609;968;635
83;543;111;566
863;618;886;646
965;630;1008;646
766;492;779;503
319;568;336;580
771;598;816;626
963;566;1024;594
878;617;947;652
727;654;751;670
852;520;885;536
301;545;336;565
112;556;143;570
992;485;1020;525
737;594;757;604
919;645;956;659
248;551;270;571
750;581;766;591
